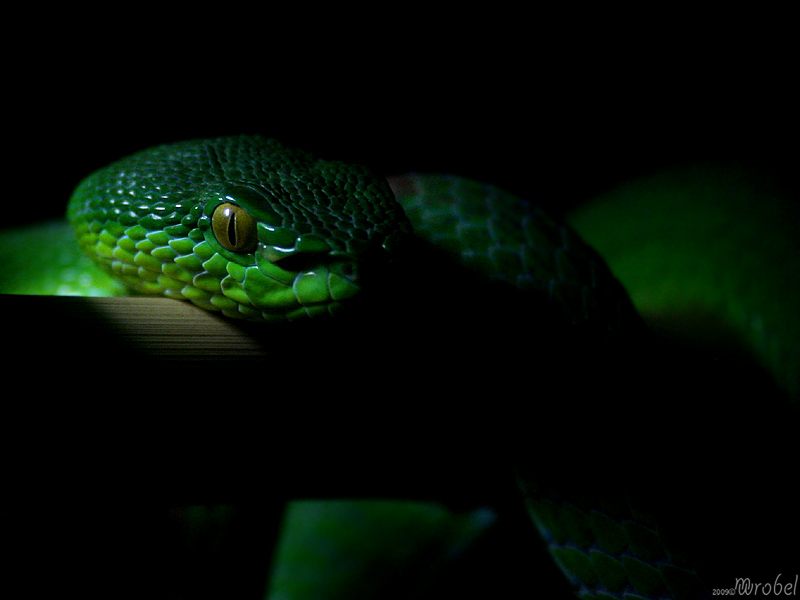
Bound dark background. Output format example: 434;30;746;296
5;13;796;229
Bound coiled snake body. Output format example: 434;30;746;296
1;135;797;599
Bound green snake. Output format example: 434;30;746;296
1;135;798;599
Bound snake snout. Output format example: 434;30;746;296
283;254;361;311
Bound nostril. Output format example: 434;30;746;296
338;261;358;282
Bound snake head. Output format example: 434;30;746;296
194;177;411;320
69;136;413;321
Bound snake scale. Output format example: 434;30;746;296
1;135;797;599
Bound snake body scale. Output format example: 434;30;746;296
1;135;797;599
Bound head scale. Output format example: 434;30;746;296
68;135;413;321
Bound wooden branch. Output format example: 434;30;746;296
2;294;269;360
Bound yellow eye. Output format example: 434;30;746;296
211;202;258;253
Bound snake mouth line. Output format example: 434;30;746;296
288;264;361;307
205;256;362;322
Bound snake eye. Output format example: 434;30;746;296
212;202;258;253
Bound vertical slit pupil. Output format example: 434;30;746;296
227;211;237;247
